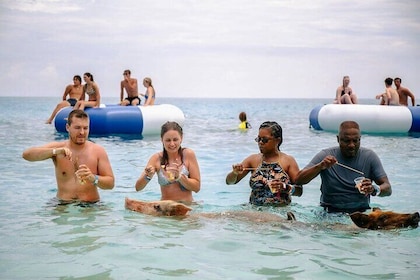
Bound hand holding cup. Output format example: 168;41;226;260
354;176;366;194
165;163;181;183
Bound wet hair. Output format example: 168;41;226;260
239;112;247;122
394;77;401;83
259;121;283;148
84;72;94;82
160;121;184;166
73;75;82;83
339;121;360;132
124;69;131;75
144;77;153;87
67;109;89;125
385;77;393;86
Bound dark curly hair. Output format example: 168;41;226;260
259;121;283;149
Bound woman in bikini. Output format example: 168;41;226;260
74;72;101;110
226;121;302;206
135;121;201;203
334;75;358;104
141;77;156;106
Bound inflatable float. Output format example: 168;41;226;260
54;104;185;136
309;104;420;134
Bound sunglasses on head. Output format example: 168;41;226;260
255;137;274;144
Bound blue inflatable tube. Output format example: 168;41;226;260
54;104;185;136
309;104;420;134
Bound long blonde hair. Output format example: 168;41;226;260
144;77;153;87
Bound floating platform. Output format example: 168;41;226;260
54;104;185;136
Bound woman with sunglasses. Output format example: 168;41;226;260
226;121;302;206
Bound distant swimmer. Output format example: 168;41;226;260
238;112;251;130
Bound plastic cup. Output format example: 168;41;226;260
267;179;279;194
165;164;180;183
354;176;365;194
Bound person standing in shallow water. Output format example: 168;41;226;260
135;121;200;203
334;75;358;104
295;121;391;214
23;110;115;203
226;121;302;206
45;75;84;124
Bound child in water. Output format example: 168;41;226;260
238;112;251;130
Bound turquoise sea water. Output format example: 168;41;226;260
0;97;419;279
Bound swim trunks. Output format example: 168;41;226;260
125;96;141;105
249;161;292;206
67;98;77;106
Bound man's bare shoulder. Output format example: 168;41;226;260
85;141;107;153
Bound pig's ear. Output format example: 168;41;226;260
172;204;192;216
350;212;371;228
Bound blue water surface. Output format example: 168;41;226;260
0;97;419;279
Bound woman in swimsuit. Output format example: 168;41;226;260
226;121;302;206
135;121;201;203
74;72;101;110
45;75;84;124
334;75;358;104
141;77;156;106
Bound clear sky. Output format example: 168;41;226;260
1;0;419;99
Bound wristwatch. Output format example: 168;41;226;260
372;185;381;196
93;175;99;187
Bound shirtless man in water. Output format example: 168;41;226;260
45;75;84;124
376;77;399;106
394;77;416;106
119;69;141;106
23;110;115;203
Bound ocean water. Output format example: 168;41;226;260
0;96;419;279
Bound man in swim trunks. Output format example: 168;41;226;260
295;121;391;213
119;69;141;106
23;110;115;203
45;75;84;124
394;77;416;106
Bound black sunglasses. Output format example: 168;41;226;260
255;137;274;144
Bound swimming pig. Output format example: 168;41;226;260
125;197;296;222
125;197;192;216
350;207;419;230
